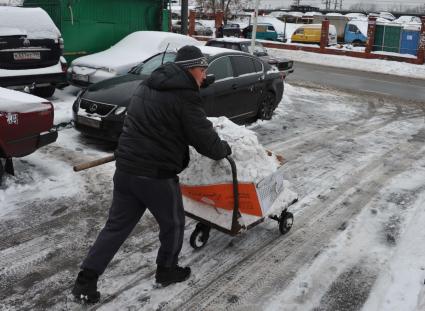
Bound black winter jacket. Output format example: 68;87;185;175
115;63;229;178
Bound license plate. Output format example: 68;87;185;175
77;115;100;128
72;73;89;82
13;52;41;60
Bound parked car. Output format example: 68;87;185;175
313;15;350;42
172;20;213;36
243;23;286;42
222;23;243;37
344;20;368;45
291;24;337;45
0;87;57;182
0;7;67;98
68;31;201;87
205;38;294;76
72;46;285;142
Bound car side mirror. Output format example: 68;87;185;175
201;74;215;88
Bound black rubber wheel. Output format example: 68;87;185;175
190;223;210;249
32;86;56;98
258;91;276;120
352;40;363;47
278;211;294;235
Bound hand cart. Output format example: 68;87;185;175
181;156;297;249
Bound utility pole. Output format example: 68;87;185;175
181;0;188;35
292;0;301;6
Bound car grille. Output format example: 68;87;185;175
80;99;116;116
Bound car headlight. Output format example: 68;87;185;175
114;106;126;115
72;90;85;112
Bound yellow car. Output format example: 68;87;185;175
291;24;337;45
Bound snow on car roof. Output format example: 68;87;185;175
199;45;244;56
211;37;252;43
71;31;201;72
0;7;60;39
0;87;50;113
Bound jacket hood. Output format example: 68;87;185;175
145;63;198;92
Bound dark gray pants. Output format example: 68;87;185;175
81;169;185;276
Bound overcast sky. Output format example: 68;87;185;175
258;0;425;10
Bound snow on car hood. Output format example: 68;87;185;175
0;7;60;39
71;31;201;73
0;87;50;113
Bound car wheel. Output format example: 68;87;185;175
352;40;363;47
258;91;276;120
32;86;56;98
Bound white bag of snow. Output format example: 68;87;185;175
180;117;297;229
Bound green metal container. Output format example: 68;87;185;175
24;0;168;62
373;24;402;53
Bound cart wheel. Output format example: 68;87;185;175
190;223;211;249
278;211;294;235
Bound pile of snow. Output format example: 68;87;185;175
180;117;297;229
180;117;280;185
0;7;60;39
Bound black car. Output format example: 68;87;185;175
206;38;294;76
222;23;243;37
0;7;67;98
72;46;284;142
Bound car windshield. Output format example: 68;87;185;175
131;52;177;75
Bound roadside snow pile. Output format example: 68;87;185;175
180;117;297;228
180;116;280;185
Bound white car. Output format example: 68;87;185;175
68;31;201;86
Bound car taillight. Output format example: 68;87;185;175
39;102;53;115
60;56;67;72
59;37;64;51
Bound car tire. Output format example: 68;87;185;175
33;86;56;98
258;91;276;120
352;40;363;47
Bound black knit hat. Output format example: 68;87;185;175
175;45;208;69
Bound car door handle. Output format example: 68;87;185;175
231;84;238;90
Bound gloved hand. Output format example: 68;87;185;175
222;140;232;156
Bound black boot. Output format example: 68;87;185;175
72;269;100;303
155;265;191;287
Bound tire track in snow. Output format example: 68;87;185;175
169;130;425;310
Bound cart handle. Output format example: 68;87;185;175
225;156;242;234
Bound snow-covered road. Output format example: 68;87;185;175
1;82;424;310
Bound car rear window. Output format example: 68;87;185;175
207;56;233;80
